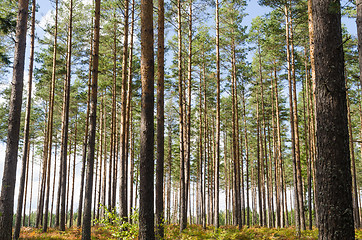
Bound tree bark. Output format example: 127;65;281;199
59;0;73;230
0;0;29;238
81;0;100;238
139;0;155;237
156;0;165;235
313;0;355;238
119;0;130;217
13;0;35;237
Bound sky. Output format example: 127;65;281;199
0;0;359;217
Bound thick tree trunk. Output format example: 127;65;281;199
313;0;355;239
81;0;100;238
138;0;155;237
0;0;29;238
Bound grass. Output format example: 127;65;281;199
19;225;362;239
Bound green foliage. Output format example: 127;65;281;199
94;206;139;240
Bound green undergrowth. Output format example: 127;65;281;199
165;224;319;240
19;224;362;239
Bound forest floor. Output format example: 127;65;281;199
19;224;362;239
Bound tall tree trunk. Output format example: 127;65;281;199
0;0;29;238
14;0;35;237
50;143;58;227
126;0;135;222
313;0;355;238
346;90;360;229
242;80;250;227
69;119;77;228
59;0;73;230
81;0;100;238
156;0;165;235
307;0;318;228
231;43;241;228
290;19;305;230
139;0;155;236
214;0;220;229
23;140;31;226
119;0;130;218
28;146;35;227
178;0;186;231
77;32;93;228
184;0;193;227
42;0;58;231
284;4;300;231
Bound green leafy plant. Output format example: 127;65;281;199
94;205;139;240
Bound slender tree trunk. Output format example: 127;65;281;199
81;0;100;238
177;0;186;231
290;19;305;230
242;80;250;227
77;32;93;228
59;0;73;230
119;0;130;218
126;0;135;223
346;90;360;229
313;0;355;238
23;140;31;226
0;0;29;238
231;44;241;228
284;5;300;231
13;0;35;237
69;118;77;228
156;0;165;235
50;143;58;227
214;0;220;229
28;146;35;227
184;0;193;227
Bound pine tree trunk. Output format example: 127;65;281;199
313;0;355;238
0;0;29;238
242;80;250;227
139;0;155;237
156;0;165;234
77;30;93;227
59;0;73;230
81;0;100;238
14;0;35;237
290;20;306;230
214;0;220;229
69;119;77;228
177;0;186;231
29;146;35;227
284;5;300;231
50;144;58;227
23;140;31;226
346;91;360;229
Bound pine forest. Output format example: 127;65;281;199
0;0;361;239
